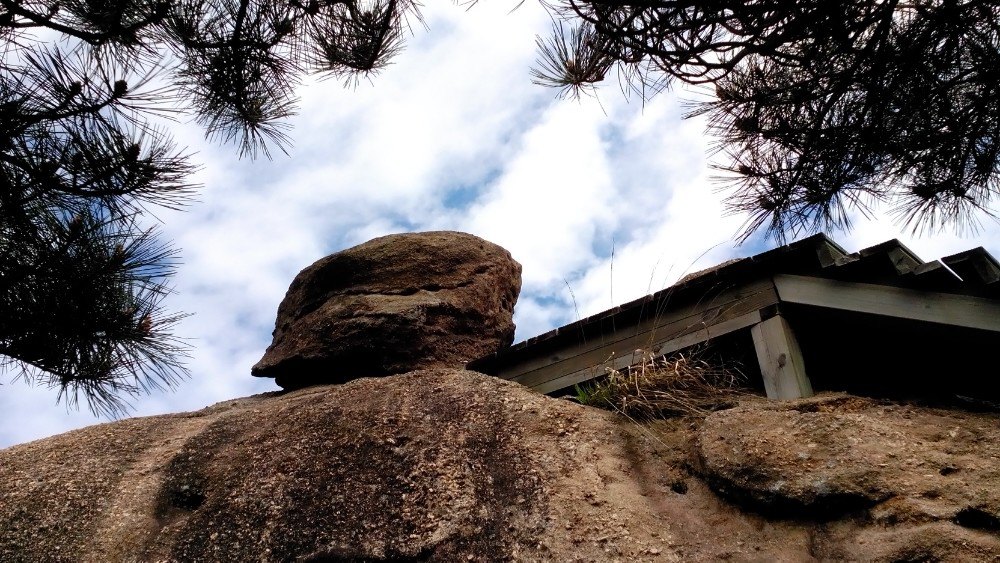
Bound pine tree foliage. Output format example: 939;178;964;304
533;0;1000;240
0;0;417;415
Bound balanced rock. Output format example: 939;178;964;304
251;231;521;388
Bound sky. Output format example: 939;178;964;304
3;1;999;447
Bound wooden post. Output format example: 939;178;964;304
751;315;813;400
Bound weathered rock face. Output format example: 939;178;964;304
3;373;1000;562
251;231;521;388
0;371;667;562
698;396;898;517
697;395;1000;540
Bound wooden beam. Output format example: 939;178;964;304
501;281;780;391
773;274;1000;332
751;315;813;400
942;247;1000;285
531;309;764;395
498;277;777;381
510;290;776;390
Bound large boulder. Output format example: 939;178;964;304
251;231;521;389
2;374;1000;562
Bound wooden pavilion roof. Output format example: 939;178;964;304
470;234;1000;400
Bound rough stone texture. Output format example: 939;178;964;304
2;375;1000;562
698;395;896;517
698;394;1000;536
251;231;521;388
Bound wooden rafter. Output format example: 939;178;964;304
773;274;1000;333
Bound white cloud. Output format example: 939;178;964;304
457;101;617;287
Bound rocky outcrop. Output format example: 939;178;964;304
0;370;672;562
251;231;521;389
2;373;1000;562
4;231;999;561
697;395;896;517
697;394;1000;530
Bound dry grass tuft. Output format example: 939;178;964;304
574;350;749;420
